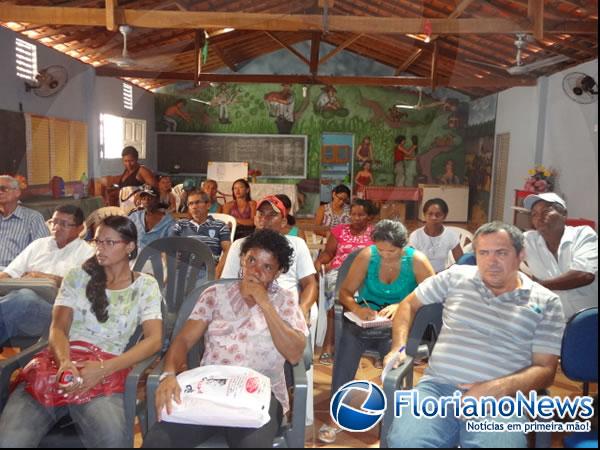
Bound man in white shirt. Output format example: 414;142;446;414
523;192;598;320
221;195;317;320
0;205;94;344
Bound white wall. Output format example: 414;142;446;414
0;27;155;179
496;59;598;224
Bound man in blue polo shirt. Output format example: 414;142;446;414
169;189;231;277
0;175;49;270
385;221;565;448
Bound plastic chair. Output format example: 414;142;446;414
133;237;216;349
446;225;474;264
145;279;311;448
379;303;443;448
333;249;363;355
0;326;156;447
210;213;237;241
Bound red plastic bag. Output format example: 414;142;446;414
13;341;131;407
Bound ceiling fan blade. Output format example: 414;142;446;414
190;98;211;105
394;103;416;110
506;55;570;75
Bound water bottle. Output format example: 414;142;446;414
80;172;89;197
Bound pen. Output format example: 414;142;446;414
358;297;370;309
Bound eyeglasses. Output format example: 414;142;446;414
90;239;128;248
0;186;16;193
48;219;78;228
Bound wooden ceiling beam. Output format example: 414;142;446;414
430;41;438;89
309;32;321;75
395;48;423;75
105;0;117;31
1;5;596;34
212;44;238;72
528;0;544;41
264;31;309;65
318;33;363;66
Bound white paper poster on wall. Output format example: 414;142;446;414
207;161;248;182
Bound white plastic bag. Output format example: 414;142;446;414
161;365;271;428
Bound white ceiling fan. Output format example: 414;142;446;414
465;34;570;76
107;25;137;67
394;87;447;110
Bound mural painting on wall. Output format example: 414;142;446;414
464;94;498;226
155;83;470;184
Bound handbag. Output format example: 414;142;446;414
13;341;131;407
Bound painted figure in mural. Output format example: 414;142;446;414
354;161;374;199
264;84;295;134
438;159;461;185
316;85;341;112
163;99;192;132
355;136;374;163
210;83;238;124
394;135;418;187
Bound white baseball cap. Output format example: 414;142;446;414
523;192;566;211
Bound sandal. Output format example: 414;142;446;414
319;352;333;365
318;423;342;444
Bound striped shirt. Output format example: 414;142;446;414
169;216;231;260
0;205;49;268
416;265;565;386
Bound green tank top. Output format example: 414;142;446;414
287;226;300;237
357;245;417;311
208;202;220;213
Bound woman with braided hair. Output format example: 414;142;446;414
0;216;163;448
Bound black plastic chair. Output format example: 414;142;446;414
333;249;363;354
134;237;216;348
379;303;443;448
0;327;155;448
145;279;311;448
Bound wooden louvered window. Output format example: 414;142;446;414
25;114;88;185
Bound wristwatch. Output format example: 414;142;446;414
159;371;176;382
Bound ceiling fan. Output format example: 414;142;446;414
394;87;447;110
107;25;137;67
465;34;570;76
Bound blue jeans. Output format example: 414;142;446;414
386;380;528;448
0;289;52;343
0;384;128;448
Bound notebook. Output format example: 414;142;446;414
0;279;58;303
344;311;392;328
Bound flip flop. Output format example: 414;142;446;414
318;423;342;444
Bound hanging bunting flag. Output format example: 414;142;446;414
202;39;209;64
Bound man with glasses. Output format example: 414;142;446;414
522;192;598;321
0;175;49;270
169;189;231;277
0;205;94;346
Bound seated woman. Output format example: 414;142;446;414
275;193;306;241
409;198;463;273
202;179;223;214
318;220;435;444
128;185;175;251
142;229;308;448
157;175;177;213
314;199;378;365
0;216;163;448
222;179;257;240
314;184;351;236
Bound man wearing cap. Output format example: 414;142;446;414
221;195;317;320
522;192;597;320
129;185;175;251
169;189;231;277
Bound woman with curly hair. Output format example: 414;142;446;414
0;216;163;448
144;229;308;448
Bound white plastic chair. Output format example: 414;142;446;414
211;213;237;241
446;225;474;265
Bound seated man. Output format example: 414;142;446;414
129;185;175;251
385;221;565;448
522;192;597;321
221;195;317;321
169;189;231;278
0;175;49;270
0;205;94;344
